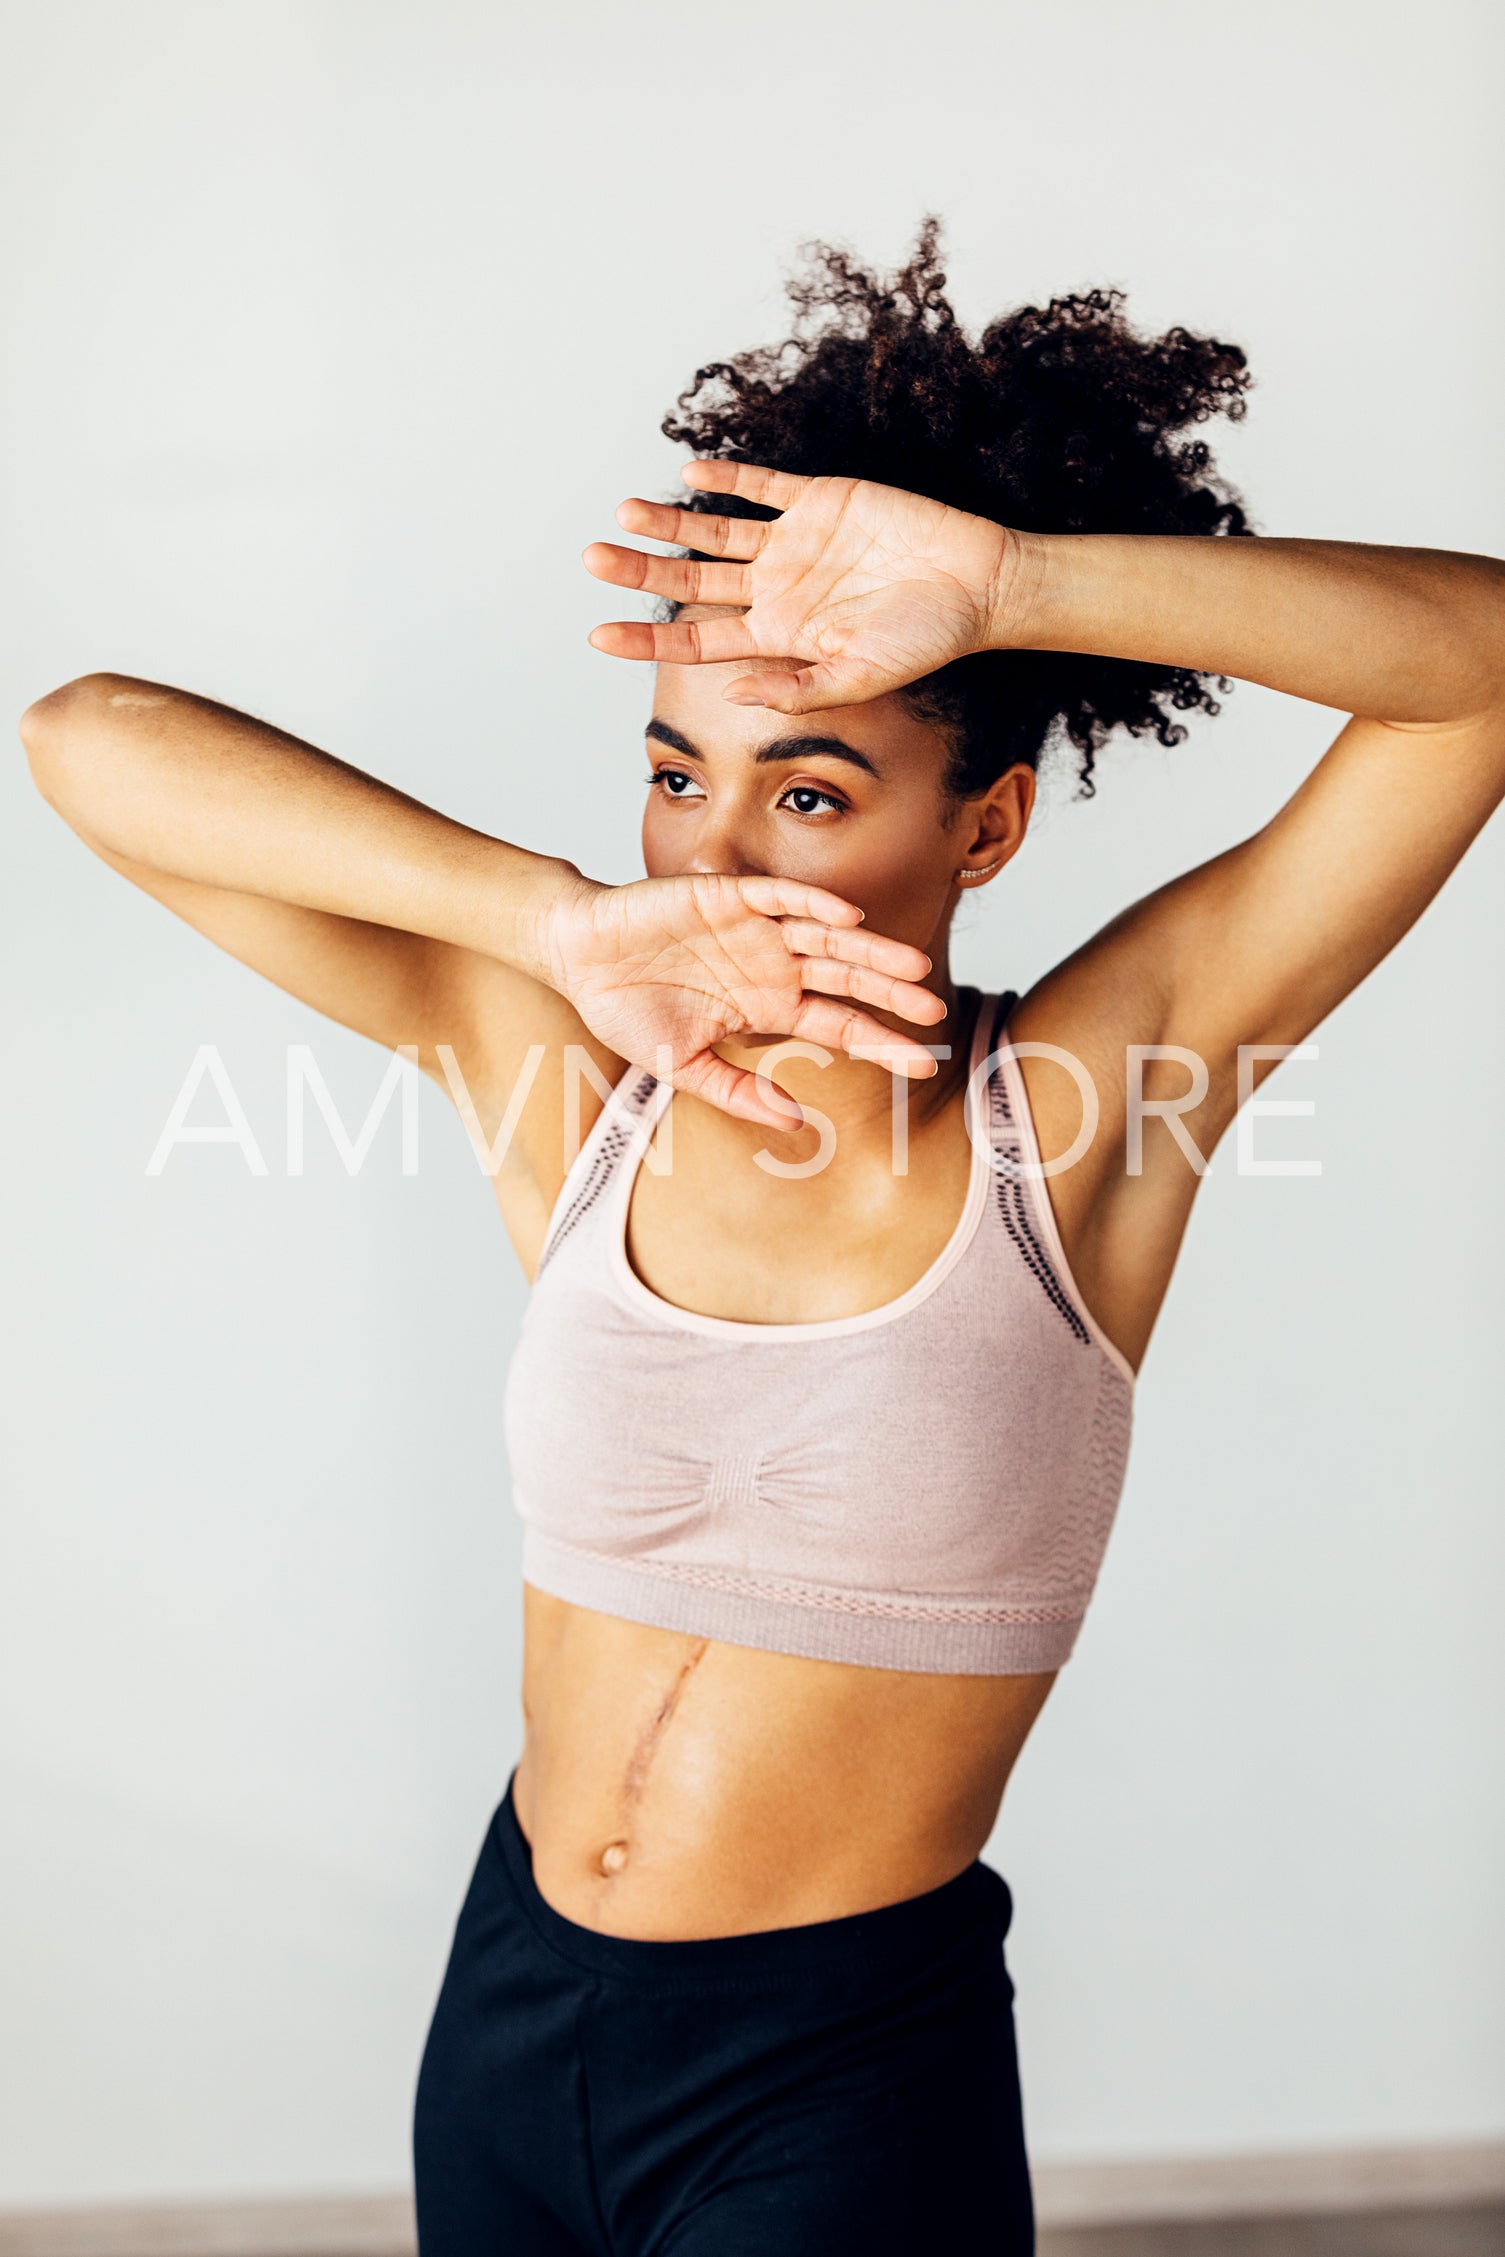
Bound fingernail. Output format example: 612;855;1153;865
725;692;766;708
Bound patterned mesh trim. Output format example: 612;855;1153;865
984;997;1092;1348
534;1072;658;1278
534;1532;1084;1628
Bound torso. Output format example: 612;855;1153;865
512;1584;1055;1937
501;984;1156;1939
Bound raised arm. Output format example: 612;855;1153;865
589;459;1505;1041
989;528;1505;1363
1005;528;1505;1045
585;463;1505;1358
20;673;943;1256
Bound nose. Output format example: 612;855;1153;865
682;810;763;879
684;848;764;877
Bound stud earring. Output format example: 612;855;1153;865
956;857;1004;885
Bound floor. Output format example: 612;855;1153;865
1039;2206;1505;2256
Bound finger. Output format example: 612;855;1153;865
588;613;760;665
672;1049;805;1130
681;460;812;512
723;654;883;713
777;919;933;985
730;874;864;927
614;496;769;561
789;996;942;1077
797;959;949;1027
581;541;751;608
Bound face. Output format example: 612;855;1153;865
643;608;1035;961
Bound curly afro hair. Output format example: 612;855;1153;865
660;217;1254;797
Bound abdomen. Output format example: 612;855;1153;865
513;1584;1057;1940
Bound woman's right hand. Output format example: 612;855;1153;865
541;870;945;1127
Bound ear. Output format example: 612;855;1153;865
953;764;1035;889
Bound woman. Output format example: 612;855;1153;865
22;225;1505;2253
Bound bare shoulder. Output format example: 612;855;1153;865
1000;912;1194;1376
1005;905;1166;1179
437;949;625;1271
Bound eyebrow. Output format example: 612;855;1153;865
645;716;882;778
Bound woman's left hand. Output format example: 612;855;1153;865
582;463;1026;712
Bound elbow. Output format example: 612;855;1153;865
19;684;74;800
20;673;131;796
21;672;122;747
20;674;143;832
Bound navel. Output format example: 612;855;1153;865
598;1839;630;1877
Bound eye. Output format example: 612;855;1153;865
647;766;706;800
780;783;846;817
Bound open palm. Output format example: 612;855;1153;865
548;871;944;1127
583;462;1018;711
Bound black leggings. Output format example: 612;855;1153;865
413;1773;1034;2254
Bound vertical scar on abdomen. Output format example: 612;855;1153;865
621;1638;710;1806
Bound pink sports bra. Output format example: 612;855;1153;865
504;991;1135;1675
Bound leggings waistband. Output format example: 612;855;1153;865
490;1767;1011;1988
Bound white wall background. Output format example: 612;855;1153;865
2;0;1502;2208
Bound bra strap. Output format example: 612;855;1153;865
976;988;1026;1178
534;1066;662;1277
